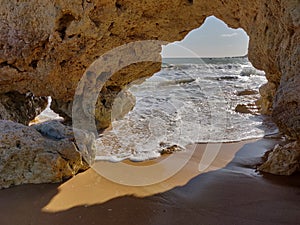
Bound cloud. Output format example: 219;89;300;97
221;32;238;38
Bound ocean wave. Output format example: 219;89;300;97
240;66;265;76
37;58;276;162
157;78;196;86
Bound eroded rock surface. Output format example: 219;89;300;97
0;92;47;125
0;120;89;189
51;82;136;130
0;0;299;136
259;141;300;175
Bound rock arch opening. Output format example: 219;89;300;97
90;16;278;162
162;16;249;58
32;16;279;163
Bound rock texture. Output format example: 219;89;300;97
259;141;300;175
258;82;277;115
0;120;88;189
0;0;299;177
0;0;298;134
0;92;47;125
51;83;136;130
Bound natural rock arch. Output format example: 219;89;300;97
0;0;299;186
0;0;299;138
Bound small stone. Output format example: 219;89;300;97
235;104;253;114
236;89;258;96
159;142;184;155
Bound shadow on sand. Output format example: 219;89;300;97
0;139;299;225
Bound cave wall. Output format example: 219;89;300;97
0;0;299;137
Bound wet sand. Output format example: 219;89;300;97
0;138;299;225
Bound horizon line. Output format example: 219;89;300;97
162;55;248;59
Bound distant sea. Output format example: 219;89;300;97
94;57;278;162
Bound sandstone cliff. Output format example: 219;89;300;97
0;0;299;186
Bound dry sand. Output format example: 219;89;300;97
0;138;299;225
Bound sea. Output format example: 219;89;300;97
93;57;278;162
36;57;278;162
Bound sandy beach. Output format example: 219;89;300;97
0;138;299;225
0;1;299;225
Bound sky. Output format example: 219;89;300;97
161;16;249;58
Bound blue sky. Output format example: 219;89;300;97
161;16;249;58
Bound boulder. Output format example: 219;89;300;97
0;120;89;189
258;141;300;175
